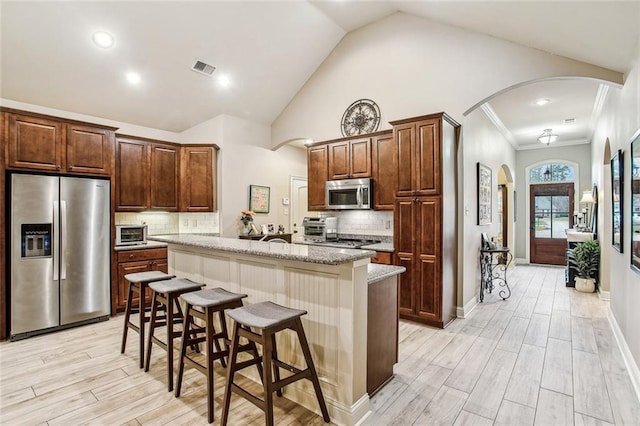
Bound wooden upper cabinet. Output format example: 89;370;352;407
66;124;114;176
115;136;217;213
7;113;64;172
349;138;372;178
150;143;179;211
328;138;371;180
392;117;441;197
372;132;395;210
115;137;149;211
415;119;440;195
4;110;117;176
328;141;350;180
180;145;217;212
308;144;328;211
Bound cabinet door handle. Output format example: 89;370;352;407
129;254;134;259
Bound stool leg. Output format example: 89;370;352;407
271;333;282;397
216;311;228;368
205;306;215;423
166;293;176;392
175;303;192;398
294;318;330;423
221;321;241;426
144;291;159;372
262;330;275;426
120;281;134;354
138;283;146;369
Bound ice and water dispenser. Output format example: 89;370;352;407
21;224;52;258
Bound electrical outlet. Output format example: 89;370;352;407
283;207;289;215
385;220;391;229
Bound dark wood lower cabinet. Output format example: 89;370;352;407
114;248;168;313
367;274;399;396
395;196;455;328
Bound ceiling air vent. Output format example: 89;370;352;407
191;60;216;77
563;118;576;124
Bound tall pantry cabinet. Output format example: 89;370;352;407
391;113;459;328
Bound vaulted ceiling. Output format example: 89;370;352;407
1;1;638;149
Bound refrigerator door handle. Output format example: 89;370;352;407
53;201;60;281
61;200;67;280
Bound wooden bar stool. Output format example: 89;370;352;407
121;270;175;368
221;301;330;426
175;288;251;424
144;277;204;391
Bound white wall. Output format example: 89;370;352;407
180;114;308;237
459;109;516;314
0;98;180;142
514;144;592;260
271;12;622;147
591;43;640;376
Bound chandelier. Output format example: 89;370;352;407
537;129;558;146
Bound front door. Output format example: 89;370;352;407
530;183;574;265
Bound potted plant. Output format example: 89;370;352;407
566;240;600;292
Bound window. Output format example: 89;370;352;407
529;163;575;183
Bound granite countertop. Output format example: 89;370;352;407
114;240;168;251
360;242;394;252
148;234;375;266
367;264;406;284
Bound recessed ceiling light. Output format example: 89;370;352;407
563;118;576;124
535;98;550;106
126;72;141;84
218;75;231;87
92;31;114;48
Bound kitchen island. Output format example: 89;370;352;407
148;234;403;425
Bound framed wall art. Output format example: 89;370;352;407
477;162;492;226
611;150;624;252
249;185;270;213
631;131;640;271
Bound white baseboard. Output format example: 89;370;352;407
514;257;527;265
608;308;640;403
457;297;479;319
598;290;610;301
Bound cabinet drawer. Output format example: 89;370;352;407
117;248;167;262
371;251;392;265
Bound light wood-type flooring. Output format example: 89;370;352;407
1;264;639;425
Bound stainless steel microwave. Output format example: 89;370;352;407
325;178;372;210
115;225;148;246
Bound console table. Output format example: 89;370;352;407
479;247;512;302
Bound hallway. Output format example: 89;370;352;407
371;264;640;425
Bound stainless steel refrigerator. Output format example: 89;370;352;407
10;173;111;340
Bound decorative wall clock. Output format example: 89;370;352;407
340;99;381;137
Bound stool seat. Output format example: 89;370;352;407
149;277;203;294
181;288;248;308
227;301;306;329
124;270;174;284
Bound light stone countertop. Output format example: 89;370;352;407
114;240;168;251
148;234;375;266
360;242;394;252
367;263;406;284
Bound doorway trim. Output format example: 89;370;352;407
524;159;580;263
289;175;308;240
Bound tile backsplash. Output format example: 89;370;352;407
115;212;219;235
319;210;393;236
